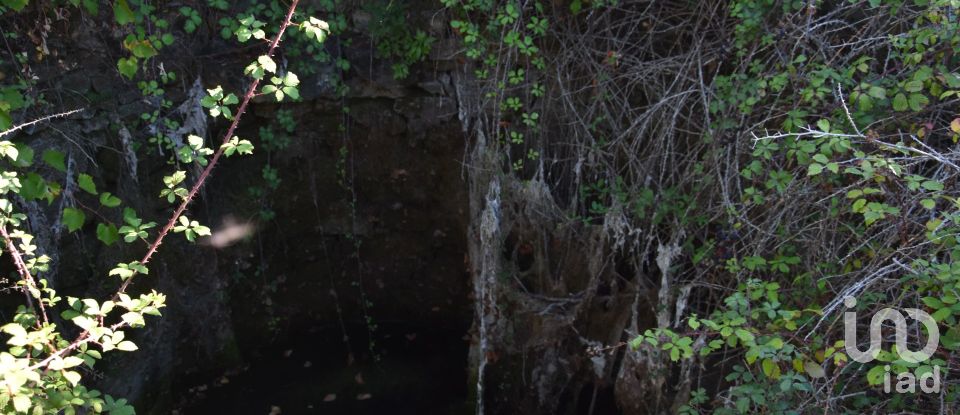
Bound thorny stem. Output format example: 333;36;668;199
0;108;83;140
19;0;302;372
0;225;48;326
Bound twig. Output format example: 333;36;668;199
836;83;862;137
0;225;48;325
0;108;84;139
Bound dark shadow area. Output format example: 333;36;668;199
176;321;472;415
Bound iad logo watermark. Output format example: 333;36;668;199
843;296;941;393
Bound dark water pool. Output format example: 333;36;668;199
175;323;473;415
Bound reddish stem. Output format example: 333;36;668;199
0;225;48;325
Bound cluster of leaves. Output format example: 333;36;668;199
640;0;960;412
363;1;435;80
444;0;549;174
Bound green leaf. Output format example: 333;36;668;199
932;307;952;322
219;97;237;112
187;135;204;150
258;55;277;74
921;199;936;209
12;143;33;167
109;266;134;280
114;0;135;25
120;312;144;327
12;395;29;413
221;137;254;157
282;72;299;87
117;56;138;79
866;365;886;385
163;171;186;188
19;173;47;202
908;93;929;112
0;141;19;161
761;358;780;379
99;192;121;207
122;207;140;226
62;207;85;232
63;370;81;386
301;17;330;43
96;223;119;246
1;0;28;12
1;323;26;339
816;119;830;132
82;0;98;15
71;315;96;331
851;198;867;212
867;85;886;99
569;0;582;13
892;93;908;111
0;111;11;132
921;180;943;192
282;86;299;100
42;149;66;172
115;341;138;351
62;356;84;369
126;38;156;59
768;337;784;350
804;361;826;378
904;80;923;93
807;163;823;176
922;296;945;309
77;173;97;195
